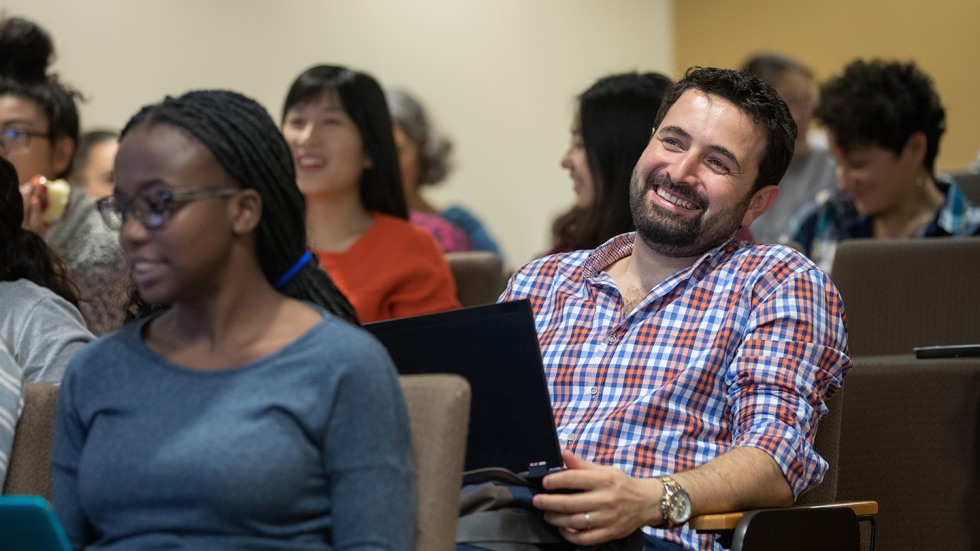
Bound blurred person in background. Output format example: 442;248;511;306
741;53;838;244
70;129;118;200
0;16;128;335
1;156;93;384
547;71;673;255
788;59;980;273
386;87;503;255
281;65;459;322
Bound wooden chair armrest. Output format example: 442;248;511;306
689;500;878;531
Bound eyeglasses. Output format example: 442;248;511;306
96;187;240;230
0;128;50;152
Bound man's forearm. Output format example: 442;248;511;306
669;446;793;517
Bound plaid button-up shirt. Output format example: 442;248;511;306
789;181;980;273
501;234;850;550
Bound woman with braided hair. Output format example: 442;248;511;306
0;156;93;383
51;90;415;550
281;65;460;323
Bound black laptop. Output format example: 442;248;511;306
365;300;564;479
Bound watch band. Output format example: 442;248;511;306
659;475;691;528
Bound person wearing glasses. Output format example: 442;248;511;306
280;65;460;323
740;53;838;245
52;90;416;550
0;16;128;335
0;156;93;384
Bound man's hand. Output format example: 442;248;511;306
532;450;663;546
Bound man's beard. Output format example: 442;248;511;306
629;170;752;257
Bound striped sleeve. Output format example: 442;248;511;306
0;340;25;488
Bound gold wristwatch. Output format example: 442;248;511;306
659;475;692;528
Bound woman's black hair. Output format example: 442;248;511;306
282;65;407;219
0;156;81;307
120;90;358;323
553;72;672;252
0;16;81;179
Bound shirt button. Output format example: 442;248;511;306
606;334;617;344
590;386;599;395
567;434;575;443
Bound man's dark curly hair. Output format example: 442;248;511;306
815;59;945;172
653;66;797;192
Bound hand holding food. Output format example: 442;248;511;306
19;175;71;235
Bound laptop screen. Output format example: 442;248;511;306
365;300;564;475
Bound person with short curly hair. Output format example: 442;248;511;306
788;59;980;272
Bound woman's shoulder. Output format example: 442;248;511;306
410;211;473;252
0;279;84;321
369;212;445;254
278;311;398;381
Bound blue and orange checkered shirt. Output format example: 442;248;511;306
501;233;850;550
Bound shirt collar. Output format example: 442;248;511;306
581;232;738;280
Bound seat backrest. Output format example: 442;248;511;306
836;355;980;550
947;170;980;204
3;383;59;499
830;237;980;356
445;251;507;307
399;374;471;551
796;388;843;505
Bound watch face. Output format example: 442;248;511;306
668;494;692;523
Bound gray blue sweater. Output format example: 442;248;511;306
52;310;415;551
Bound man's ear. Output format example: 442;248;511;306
52;136;75;178
740;185;779;228
229;188;263;235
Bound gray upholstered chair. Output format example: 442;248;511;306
836;354;980;550
4;382;59;499
830;237;980;356
399;374;471;551
445;252;508;307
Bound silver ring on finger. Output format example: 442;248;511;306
584;511;593;530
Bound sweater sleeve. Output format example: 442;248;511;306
0;343;23;489
51;364;97;550
323;340;416;550
15;295;94;384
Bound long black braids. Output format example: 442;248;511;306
120;90;358;323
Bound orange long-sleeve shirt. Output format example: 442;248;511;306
315;212;460;323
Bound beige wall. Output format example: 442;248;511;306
3;0;674;267
675;0;980;172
